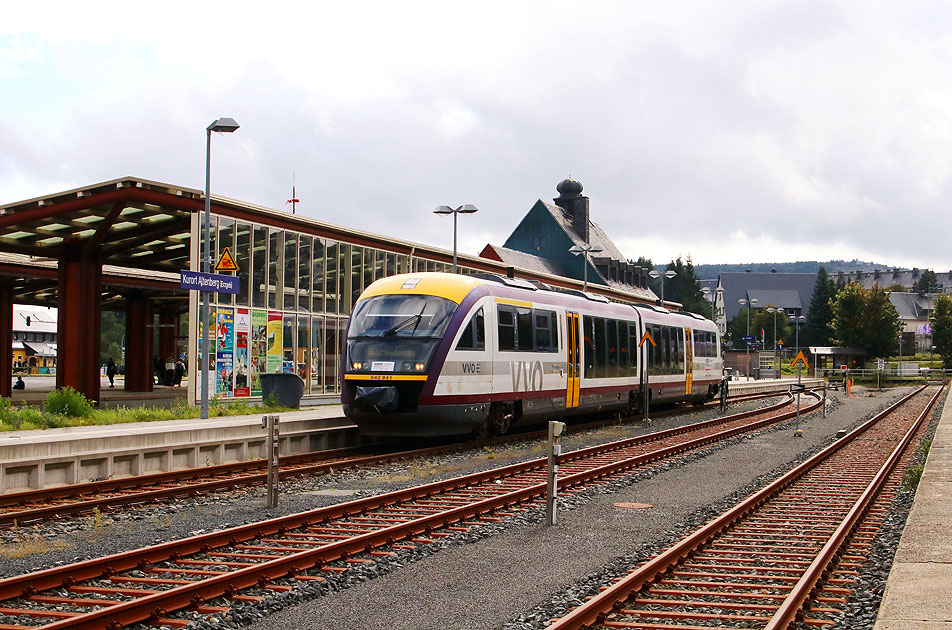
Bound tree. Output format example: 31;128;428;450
729;307;756;347
805;266;834;347
751;306;791;351
932;294;952;368
830;282;901;357
664;256;708;316
830;282;867;348
913;269;940;296
101;310;125;364
865;285;902;357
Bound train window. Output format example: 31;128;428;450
498;307;516;351
677;329;685;371
629;324;639;376
456;308;485;351
517;307;533;351
534;310;555;352
618;321;628;375
593;317;607;378
607;320;618;375
583;316;595;378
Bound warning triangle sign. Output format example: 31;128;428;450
790;351;809;369
215;247;239;273
639;330;656;348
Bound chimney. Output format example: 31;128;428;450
553;178;590;243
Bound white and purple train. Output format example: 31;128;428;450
342;272;723;437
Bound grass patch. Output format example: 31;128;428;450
0;390;299;432
0;534;70;559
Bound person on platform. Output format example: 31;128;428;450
174;358;184;387
13;376;25;390
106;358;117;388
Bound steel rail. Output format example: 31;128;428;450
0;392;818;629
544;383;934;630
0;390;793;528
764;384;944;629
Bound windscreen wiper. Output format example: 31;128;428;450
383;305;427;336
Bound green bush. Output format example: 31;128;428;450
902;463;924;490
45;386;94;418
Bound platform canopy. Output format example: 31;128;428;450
0;177;202;306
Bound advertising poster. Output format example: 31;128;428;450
267;312;283;373
234;309;250;397
216;308;234;397
251;310;267;396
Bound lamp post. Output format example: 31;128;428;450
433;204;478;274
789;314;806;354
648;269;677;306
929;316;937;373
739;297;758;379
202;117;240;420
701;286;725;325
568;244;604;291
767;307;781;376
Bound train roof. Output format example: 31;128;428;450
357;272;717;330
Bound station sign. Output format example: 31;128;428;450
742;336;755;343
180;270;240;295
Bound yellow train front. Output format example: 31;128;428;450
341;272;723;438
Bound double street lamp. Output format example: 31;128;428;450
202;117;240;420
738;297;758;379
433;204;478;274
700;286;724;323
648;269;677;306
788;314;806;354
568;244;604;291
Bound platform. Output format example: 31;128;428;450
873;390;952;629
0;377;818;494
0;405;357;493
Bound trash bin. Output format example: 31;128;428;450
260;372;306;408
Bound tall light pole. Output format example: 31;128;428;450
789;314;806;354
569;244;604;291
648;269;677;306
701;286;725;324
929;316;937;373
434;204;478;273
739;297;758;379
767;307;780;376
202;117;240;420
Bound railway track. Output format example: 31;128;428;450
0;390;822;629
0;390;792;529
545;383;943;630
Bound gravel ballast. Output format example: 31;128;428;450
0;386;931;630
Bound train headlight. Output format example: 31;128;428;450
414;363;425;371
352;361;363;370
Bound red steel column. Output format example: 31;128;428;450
0;281;12;398
158;309;176;360
56;241;102;402
125;291;154;392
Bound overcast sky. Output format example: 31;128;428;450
3;1;951;272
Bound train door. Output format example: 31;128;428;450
566;312;580;408
685;328;694;395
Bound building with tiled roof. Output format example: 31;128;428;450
479;179;658;304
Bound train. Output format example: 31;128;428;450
341;272;723;437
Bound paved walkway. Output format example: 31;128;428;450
873;391;952;629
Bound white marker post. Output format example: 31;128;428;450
546;421;566;526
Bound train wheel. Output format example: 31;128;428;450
488;403;513;435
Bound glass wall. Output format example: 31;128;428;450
205;217;475;399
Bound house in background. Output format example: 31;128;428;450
714;271;818;346
12;305;57;373
480;178;658;305
889;292;934;353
